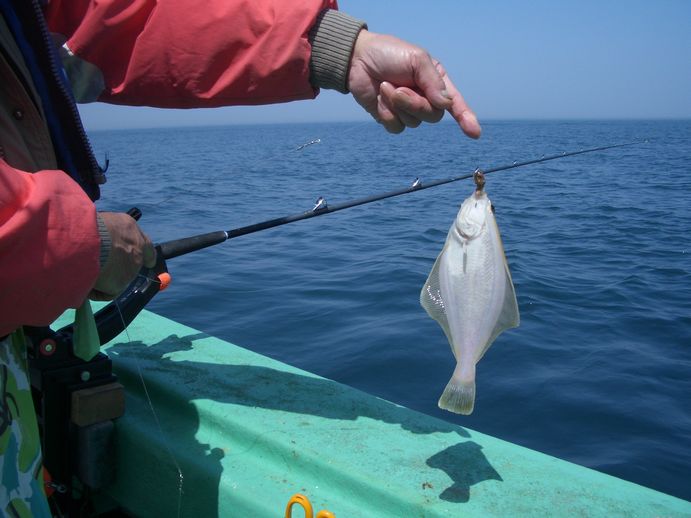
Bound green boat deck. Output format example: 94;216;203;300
57;308;691;517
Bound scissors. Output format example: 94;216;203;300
285;493;335;518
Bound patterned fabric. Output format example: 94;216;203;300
0;332;52;517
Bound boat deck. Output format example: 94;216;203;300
56;309;691;517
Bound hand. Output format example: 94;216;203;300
348;30;481;137
90;212;156;300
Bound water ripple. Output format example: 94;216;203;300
90;120;691;501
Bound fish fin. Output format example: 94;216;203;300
476;256;521;362
496;258;521;333
420;252;454;353
438;378;476;415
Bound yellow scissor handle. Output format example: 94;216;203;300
285;494;313;518
285;493;335;518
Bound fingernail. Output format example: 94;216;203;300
463;111;482;138
441;89;453;100
464;110;478;124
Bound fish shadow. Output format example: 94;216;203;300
426;442;503;503
105;333;503;513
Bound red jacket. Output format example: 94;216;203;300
46;0;336;107
0;0;337;336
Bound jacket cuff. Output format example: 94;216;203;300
96;213;111;268
309;9;367;93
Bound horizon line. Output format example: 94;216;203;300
85;116;691;133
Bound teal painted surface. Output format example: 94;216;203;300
57;309;691;517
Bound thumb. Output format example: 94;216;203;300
413;53;453;110
143;239;157;268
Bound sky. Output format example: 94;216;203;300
78;0;691;131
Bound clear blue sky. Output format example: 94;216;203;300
78;0;691;130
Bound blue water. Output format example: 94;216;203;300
88;120;691;501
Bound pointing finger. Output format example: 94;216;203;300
434;61;481;139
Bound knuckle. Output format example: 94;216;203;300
410;47;429;62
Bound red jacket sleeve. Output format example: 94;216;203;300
45;0;338;108
0;161;100;335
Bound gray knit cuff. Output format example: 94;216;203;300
96;213;111;268
309;9;367;93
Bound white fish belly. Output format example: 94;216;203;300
421;193;519;414
441;220;510;367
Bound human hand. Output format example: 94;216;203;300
347;30;481;137
90;212;156;300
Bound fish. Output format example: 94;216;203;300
420;183;519;414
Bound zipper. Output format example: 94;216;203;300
29;0;105;189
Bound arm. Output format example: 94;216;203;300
0;160;100;334
46;1;478;133
45;0;338;107
0;162;155;335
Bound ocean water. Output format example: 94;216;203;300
88;120;691;501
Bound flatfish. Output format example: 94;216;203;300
420;179;519;414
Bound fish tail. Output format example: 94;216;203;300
438;378;476;415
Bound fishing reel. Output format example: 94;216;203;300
25;241;170;516
19;139;641;515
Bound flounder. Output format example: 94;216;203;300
421;183;519;414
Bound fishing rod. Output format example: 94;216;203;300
23;138;643;515
158;140;643;260
30;139;644;350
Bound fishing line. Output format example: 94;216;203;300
156;140;645;261
79;137;642;508
102;120;369;213
294;119;370;151
113;294;185;518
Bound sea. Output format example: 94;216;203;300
87;119;691;502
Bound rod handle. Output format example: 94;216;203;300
126;207;142;221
